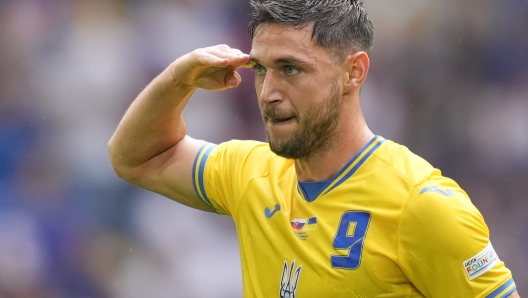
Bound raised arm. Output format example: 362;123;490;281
108;45;251;211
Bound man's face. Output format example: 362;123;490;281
250;23;343;159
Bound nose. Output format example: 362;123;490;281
258;71;283;104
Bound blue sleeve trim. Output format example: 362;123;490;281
192;143;218;212
485;277;516;298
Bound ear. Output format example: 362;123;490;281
342;51;370;93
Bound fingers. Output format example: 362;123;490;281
239;59;255;69
198;53;229;68
196;45;250;68
172;44;249;90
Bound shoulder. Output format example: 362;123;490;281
386;138;486;240
398;178;516;297
371;139;440;186
194;140;281;215
398;170;491;271
371;139;489;252
202;139;291;178
210;139;269;155
203;139;270;163
211;139;276;160
371;141;514;296
402;178;486;234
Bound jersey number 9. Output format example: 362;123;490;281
331;211;371;270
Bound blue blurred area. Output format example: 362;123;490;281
0;0;526;297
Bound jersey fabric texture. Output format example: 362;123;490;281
192;136;515;298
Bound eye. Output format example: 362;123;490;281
284;66;300;76
253;64;266;75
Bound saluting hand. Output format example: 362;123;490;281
171;44;252;91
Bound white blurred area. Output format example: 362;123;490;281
0;0;526;297
115;191;241;298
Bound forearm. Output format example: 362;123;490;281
108;63;194;173
109;45;248;187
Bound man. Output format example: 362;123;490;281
108;0;519;297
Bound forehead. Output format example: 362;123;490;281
250;23;333;65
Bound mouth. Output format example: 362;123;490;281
268;116;295;124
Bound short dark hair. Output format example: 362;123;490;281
248;0;374;61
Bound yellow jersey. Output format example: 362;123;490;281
192;136;516;297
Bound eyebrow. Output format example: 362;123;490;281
249;55;308;65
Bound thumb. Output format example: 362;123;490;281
225;71;242;88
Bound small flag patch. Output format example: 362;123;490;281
291;217;317;231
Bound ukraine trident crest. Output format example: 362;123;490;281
280;260;302;298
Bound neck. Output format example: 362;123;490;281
294;105;374;182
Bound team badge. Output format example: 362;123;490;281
280;260;302;298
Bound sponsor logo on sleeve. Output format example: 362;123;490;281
463;242;499;280
419;186;454;197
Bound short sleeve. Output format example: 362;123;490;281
192;140;271;217
398;178;516;297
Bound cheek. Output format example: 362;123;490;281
299;80;339;115
303;77;327;96
297;82;324;104
254;71;269;86
254;81;263;101
254;76;261;90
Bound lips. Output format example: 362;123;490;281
269;116;294;124
263;107;296;124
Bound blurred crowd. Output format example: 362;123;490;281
0;0;526;297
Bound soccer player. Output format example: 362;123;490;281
108;0;519;297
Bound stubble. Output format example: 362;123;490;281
264;80;341;159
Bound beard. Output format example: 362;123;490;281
262;80;341;159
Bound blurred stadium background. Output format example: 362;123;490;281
0;0;526;297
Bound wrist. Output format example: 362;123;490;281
165;62;196;91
